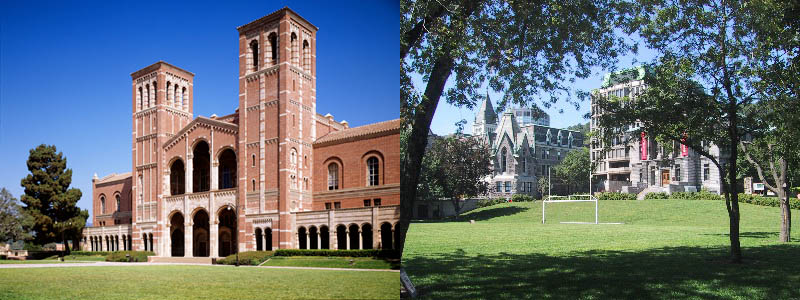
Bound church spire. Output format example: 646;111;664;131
475;90;497;125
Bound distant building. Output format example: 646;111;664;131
589;66;725;196
473;93;584;198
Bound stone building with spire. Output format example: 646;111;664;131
472;93;585;198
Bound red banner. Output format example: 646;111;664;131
681;134;688;157
640;132;648;160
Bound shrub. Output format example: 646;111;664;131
0;255;7;260
596;192;637;201
477;197;508;208
105;251;154;262
273;249;400;259
25;251;61;260
511;194;534;202
216;251;274;265
644;192;669;200
69;251;109;256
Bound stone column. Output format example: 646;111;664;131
184;223;193;257
345;230;350;250
305;232;310;250
210;222;219;257
186;154;193;194
164;230;171;256
316;232;321;250
359;230;363;250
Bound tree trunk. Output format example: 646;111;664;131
398;51;456;253
780;192;791;242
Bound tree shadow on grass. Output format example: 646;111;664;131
413;206;530;224
700;231;779;239
404;244;800;299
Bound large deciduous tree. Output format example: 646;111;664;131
422;135;491;214
596;0;798;262
400;0;635;253
20;144;88;253
0;188;34;243
554;147;591;195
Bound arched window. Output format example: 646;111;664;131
115;194;120;212
268;32;278;64
250;40;259;70
251;154;256;167
302;40;310;71
192;141;210;193
290;32;298;66
367;157;379;186
166;81;172;106
181;87;187;110
144;84;150;108
174;85;180;108
137;87;143;111
290;149;297;169
501;147;508;173
252;179;256;192
100;196;106;214
328;163;339;190
170;159;185;195
152;81;157;104
218;149;237;189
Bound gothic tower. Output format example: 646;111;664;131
130;62;194;252
237;8;317;250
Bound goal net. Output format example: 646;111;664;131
541;194;598;224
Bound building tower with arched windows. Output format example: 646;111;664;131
82;7;400;261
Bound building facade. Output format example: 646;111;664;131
472;93;584;198
589;66;725;196
82;8;400;258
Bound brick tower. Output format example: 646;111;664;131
130;62;194;253
236;8;317;250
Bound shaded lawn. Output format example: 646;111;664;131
0;260;81;264
263;256;398;269
46;254;107;262
0;265;398;299
404;200;800;299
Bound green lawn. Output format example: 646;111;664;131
263;256;398;269
403;199;800;299
46;254;107;261
0;260;80;264
0;265;397;299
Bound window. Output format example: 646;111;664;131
521;157;526;174
367;157;379;186
328;163;339;190
302;40;310;71
252;154;256;167
115;194;120;212
374;199;381;206
268;32;278;63
100;196;106;214
501;147;507;173
325;203;331;210
252;179;256;191
703;164;710;181
496;182;502;192
504;181;511;193
250;40;259;69
290;32;298;66
334;202;341;209
675;165;682;182
364;199;371;207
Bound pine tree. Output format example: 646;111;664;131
20;144;87;253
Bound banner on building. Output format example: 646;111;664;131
640;132;648;160
681;133;689;157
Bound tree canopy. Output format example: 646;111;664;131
20;144;88;251
0;188;34;243
419;135;491;214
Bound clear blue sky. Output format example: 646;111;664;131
0;1;399;221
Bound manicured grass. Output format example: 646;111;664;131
263;256;398;269
404;199;800;299
0;265;398;299
46;254;107;261
0;260;80;264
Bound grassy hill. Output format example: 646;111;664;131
403;200;800;299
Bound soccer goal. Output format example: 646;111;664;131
541;194;599;224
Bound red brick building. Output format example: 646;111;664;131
82;8;400;259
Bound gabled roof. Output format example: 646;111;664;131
314;119;401;147
163;116;239;150
475;91;497;125
95;172;131;184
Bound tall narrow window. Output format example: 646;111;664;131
145;84;150;108
367;157;379;186
115;194;120;212
100;196;106;214
166;81;172;106
138;87;143;111
250;40;259;70
328;163;339;190
302;40;310;71
182;87;187;110
174;85;180;108
153;81;157;104
501;148;507;173
291;32;298;66
269;32;278;64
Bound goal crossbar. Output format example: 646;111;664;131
542;194;598;224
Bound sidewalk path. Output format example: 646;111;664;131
0;261;400;272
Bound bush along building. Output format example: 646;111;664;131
80;8;400;260
472;93;584;198
589;66;725;197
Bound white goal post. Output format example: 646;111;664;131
541;194;598;224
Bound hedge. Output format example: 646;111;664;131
25;251;61;260
596;192;637;201
477;197;507;208
69;251;110;256
216;251;274;265
648;191;800;209
511;194;535;202
273;249;400;259
105;251;154;262
644;192;669;200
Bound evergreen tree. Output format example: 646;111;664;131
20;144;87;253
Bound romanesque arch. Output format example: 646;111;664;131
193;209;210;257
170;159;186;195
218;148;237;189
380;222;393;249
255;228;262;251
309;226;318;250
264;228;272;251
170;212;185;257
348;224;360;250
192;140;210;193
320;225;330;249
336;225;347;250
361;223;373;250
218;208;237;257
298;227;307;249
